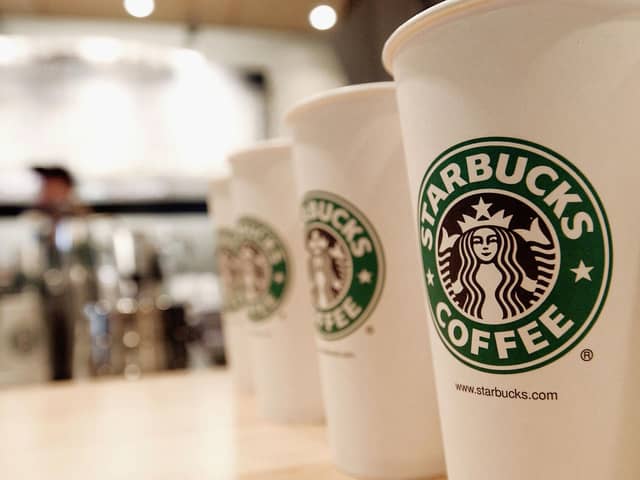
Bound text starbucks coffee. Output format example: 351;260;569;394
303;199;370;331
419;151;595;251
302;200;373;258
237;220;286;266
435;301;573;361
315;296;363;332
302;192;385;340
418;137;610;373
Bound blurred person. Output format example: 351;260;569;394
31;166;92;381
33;166;87;218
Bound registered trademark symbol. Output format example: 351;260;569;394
580;349;594;362
365;325;375;335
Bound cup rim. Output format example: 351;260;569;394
383;0;512;74
209;176;230;191
284;81;395;126
227;138;291;165
383;0;640;74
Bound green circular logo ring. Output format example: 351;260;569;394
237;216;290;321
418;137;612;374
302;191;385;340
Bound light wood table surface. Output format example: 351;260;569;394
0;370;446;480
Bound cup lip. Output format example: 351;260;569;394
284;81;395;126
383;0;516;75
209;176;230;191
383;0;640;74
227;138;291;165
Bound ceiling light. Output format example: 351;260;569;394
77;38;123;64
124;0;155;19
309;5;338;31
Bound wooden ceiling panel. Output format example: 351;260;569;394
34;0;191;22
186;0;229;25
0;0;37;14
0;0;350;31
226;0;348;30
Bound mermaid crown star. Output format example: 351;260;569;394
458;209;513;233
440;198;552;253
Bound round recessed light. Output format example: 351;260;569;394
124;0;155;19
309;5;338;31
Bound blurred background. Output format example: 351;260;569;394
0;0;439;387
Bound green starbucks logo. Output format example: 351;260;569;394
215;228;244;312
302;191;385;340
418;137;612;374
236;216;289;321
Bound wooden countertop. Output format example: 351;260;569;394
0;370;446;480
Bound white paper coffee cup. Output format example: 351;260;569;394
286;83;445;479
228;139;325;424
209;178;253;394
384;2;640;479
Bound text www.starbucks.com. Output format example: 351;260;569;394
455;383;559;401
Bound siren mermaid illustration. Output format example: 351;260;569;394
438;197;557;325
306;229;351;310
238;243;270;304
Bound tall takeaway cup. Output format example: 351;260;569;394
209;178;253;393
228;140;325;423
383;1;640;479
286;83;445;479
